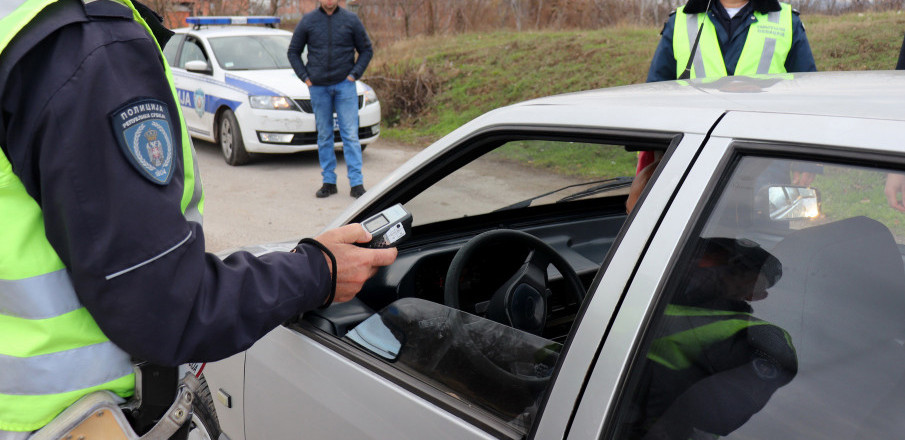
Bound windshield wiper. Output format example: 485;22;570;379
557;176;633;202
496;177;634;211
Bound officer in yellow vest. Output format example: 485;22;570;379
0;0;396;437
647;0;816;82
637;0;817;175
630;237;797;439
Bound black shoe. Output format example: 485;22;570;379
350;185;366;198
316;183;337;198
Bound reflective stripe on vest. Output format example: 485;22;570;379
647;305;771;371
0;0;203;431
673;3;793;79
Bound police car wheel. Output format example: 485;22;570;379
218;109;249;166
187;376;221;440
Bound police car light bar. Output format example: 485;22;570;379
186;16;281;28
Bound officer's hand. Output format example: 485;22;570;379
885;173;905;213
315;224;398;303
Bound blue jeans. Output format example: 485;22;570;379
309;80;363;186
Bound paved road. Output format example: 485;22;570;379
194;139;419;253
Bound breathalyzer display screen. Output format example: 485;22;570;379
365;215;389;232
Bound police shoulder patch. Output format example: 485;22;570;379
110;98;176;185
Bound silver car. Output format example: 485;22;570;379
190;71;905;440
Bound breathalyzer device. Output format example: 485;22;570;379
358;204;413;248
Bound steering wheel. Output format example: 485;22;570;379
444;229;585;335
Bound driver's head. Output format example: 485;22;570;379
685;237;782;304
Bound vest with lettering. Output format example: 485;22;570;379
0;0;203;431
673;3;793;79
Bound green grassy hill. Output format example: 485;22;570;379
368;11;905;145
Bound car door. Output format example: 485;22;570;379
172;35;214;141
564;111;905;439
235;115;720;439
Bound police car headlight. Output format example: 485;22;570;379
249;95;295;110
362;84;378;106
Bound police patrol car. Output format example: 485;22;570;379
162;16;381;165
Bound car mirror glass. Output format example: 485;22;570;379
766;185;820;220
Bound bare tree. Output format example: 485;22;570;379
509;0;524;31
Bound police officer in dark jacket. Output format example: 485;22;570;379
0;0;395;435
637;0;817;176
647;0;816;82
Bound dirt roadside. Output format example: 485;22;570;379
196;137;583;254
195;138;421;253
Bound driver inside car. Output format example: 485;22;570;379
628;237;798;440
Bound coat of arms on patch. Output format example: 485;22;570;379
193;89;206;118
110;98;176;185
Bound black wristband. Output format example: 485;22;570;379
296;238;337;309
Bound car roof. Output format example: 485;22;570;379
171;26;292;39
520;71;905;122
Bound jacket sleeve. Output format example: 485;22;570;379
785;13;817;73
896;33;905;70
3;12;330;366
349;15;373;80
647;15;678;83
288;18;310;82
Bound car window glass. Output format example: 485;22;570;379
345;298;561;433
406;140;637;226
177;37;208;69
162;34;183;66
208;35;292;70
612;155;905;439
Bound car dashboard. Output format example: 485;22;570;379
303;199;628;344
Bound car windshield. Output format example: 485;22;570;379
208;35;292;70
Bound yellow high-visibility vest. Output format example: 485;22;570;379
673;3;793;79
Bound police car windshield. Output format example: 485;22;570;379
208;35;292;70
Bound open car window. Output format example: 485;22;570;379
406;140;637;226
301;130;677;437
345;298;560;432
612;154;905;439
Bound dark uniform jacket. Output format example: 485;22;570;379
897;34;905;70
0;0;331;366
287;6;373;86
646;0;817;82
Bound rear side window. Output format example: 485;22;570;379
613;155;905;439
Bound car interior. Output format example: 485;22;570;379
287;130;677;433
299;129;680;342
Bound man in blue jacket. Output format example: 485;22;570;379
288;0;374;199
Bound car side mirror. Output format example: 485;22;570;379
767;185;820;220
185;60;211;74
